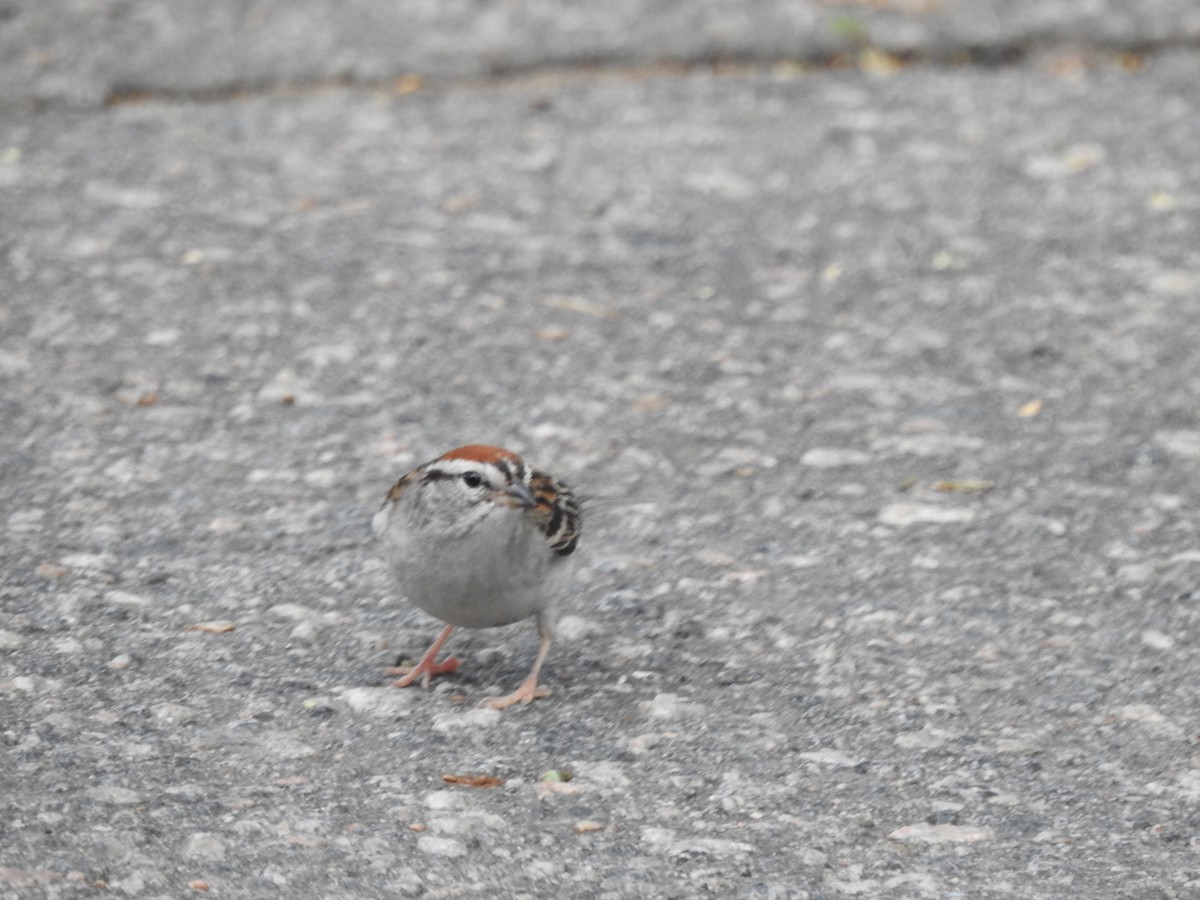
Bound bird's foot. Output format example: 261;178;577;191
388;656;460;688
484;676;550;709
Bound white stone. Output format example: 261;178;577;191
796;847;827;866
556;615;599;641
289;621;320;643
6;508;43;532
1117;563;1154;583
1154;430;1200;458
144;328;181;346
152;703;198;724
86;786;143;805
300;343;357;366
640;827;675;849
798;749;859;768
1117;703;1183;736
303;468;340;488
416;836;468;857
429;813;506;834
339;687;414;718
0;630;24;650
432;708;502;732
995;738;1042;755
1141;630;1175;650
694;548;737;567
577;761;631;789
104;590;150;607
894;731;947;750
644;693;702;721
1176;770;1200;800
879;503;976;526
800;447;870;468
183;833;229;861
61;552;117;570
888;823;994;844
425;791;470;811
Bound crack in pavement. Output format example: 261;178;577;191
93;37;1198;109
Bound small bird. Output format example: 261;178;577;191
372;444;582;709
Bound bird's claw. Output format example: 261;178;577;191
389;656;460;688
485;682;550;710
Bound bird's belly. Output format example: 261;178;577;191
408;578;541;629
393;547;549;628
387;518;557;629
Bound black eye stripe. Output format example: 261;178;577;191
422;465;506;490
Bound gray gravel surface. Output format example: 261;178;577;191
3;5;1200;899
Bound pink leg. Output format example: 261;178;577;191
486;630;554;709
391;624;459;688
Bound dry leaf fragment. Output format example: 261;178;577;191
694;549;736;567
185;621;235;634
534;326;569;342
859;47;904;74
1147;190;1176;212
442;774;504;789
542;295;619;319
1017;399;1043;417
1118;52;1143;72
932;479;994;494
537;780;580;798
35;562;66;579
727;569;768;583
1047;52;1087;79
408;823;427;832
441;195;478;212
393;74;424;95
574;821;605;834
189;881;209;892
631;394;667;413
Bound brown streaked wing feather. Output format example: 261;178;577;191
528;471;582;556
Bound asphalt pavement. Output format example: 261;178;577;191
2;2;1199;897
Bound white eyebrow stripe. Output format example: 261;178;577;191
426;458;491;476
424;458;511;488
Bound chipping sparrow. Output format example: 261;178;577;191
372;444;582;709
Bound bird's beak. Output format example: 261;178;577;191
497;480;536;508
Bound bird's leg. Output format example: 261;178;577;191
486;623;553;710
389;624;459;688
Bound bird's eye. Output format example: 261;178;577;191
461;472;484;488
